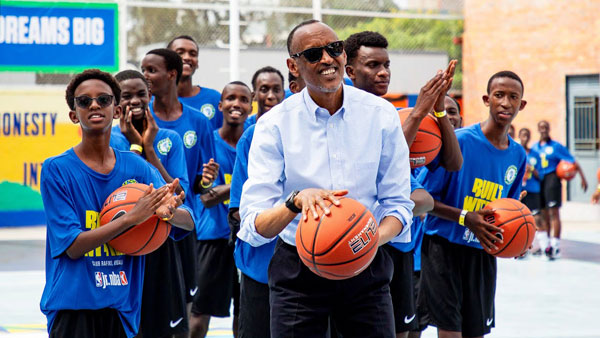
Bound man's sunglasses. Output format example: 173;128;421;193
74;94;114;109
291;41;344;63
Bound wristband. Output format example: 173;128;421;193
458;209;468;226
200;180;212;189
130;144;143;153
434;110;447;118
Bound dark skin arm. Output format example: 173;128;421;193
575;161;588;191
428;199;504;252
200;184;231;208
141;109;183;195
65;184;171;259
433;60;463;171
411;189;434;217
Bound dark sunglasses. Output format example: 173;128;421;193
291;40;344;63
74;94;114;109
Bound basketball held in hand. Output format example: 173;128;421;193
99;183;171;256
296;197;379;280
483;198;536;258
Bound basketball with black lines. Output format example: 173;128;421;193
99;183;171;256
398;108;442;168
483;198;536;258
295;197;379;280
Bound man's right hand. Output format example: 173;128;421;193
464;208;504;251
295;188;348;221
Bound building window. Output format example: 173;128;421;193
573;96;599;151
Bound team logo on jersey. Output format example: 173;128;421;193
95;272;103;287
528;157;537;166
183;130;197;148
119;271;129;285
544;146;554;155
121;179;138;186
157;137;172;155
200;103;216;119
505;165;518;185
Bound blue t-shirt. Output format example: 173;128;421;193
522;148;543;193
178;86;222;130
40;149;190;338
243;114;257;130
419;123;526;249
110;126;190;195
230;125;277;284
149;101;216;226
531;139;575;177
195;130;237;240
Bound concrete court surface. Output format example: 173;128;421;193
0;219;599;337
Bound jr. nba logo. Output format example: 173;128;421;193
119;271;128;285
95;272;103;287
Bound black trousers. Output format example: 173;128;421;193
268;239;395;338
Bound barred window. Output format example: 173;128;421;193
573;96;599;151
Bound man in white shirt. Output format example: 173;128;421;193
238;20;414;338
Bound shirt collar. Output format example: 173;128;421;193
302;85;348;122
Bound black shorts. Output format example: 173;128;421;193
541;171;562;208
269;239;395;338
239;273;270;338
192;239;240;317
139;238;188;338
175;229;198;303
522;192;542;216
412;271;429;332
419;235;496;337
50;308;126;338
382;245;417;333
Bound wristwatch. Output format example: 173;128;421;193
285;190;302;213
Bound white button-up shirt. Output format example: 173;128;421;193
238;85;414;247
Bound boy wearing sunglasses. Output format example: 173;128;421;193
40;69;194;338
238;20;414;337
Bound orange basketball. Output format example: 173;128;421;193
296;197;379;280
556;160;577;181
99;183;171;256
483;198;536;258
398;108;442;168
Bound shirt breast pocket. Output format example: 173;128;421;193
353;161;378;197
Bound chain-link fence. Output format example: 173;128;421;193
1;0;463;91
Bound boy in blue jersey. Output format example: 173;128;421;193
41;69;194;338
228;68;286;338
168;35;223;130
141;48;218;323
111;70;191;338
344;31;461;338
244;66;285;129
517;127;544;256
418;71;527;338
532;120;587;259
190;82;251;338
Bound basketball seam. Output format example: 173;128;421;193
492;199;532;256
313;207;368;257
309;201;335;276
128;217;160;255
311;239;378;266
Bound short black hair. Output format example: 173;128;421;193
115;70;149;89
251;66;284;90
146;48;183;84
487;70;524;96
287;19;320;55
446;95;461;115
221;81;251;100
167;35;199;50
344;31;388;64
519;127;530;135
65;69;121;110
